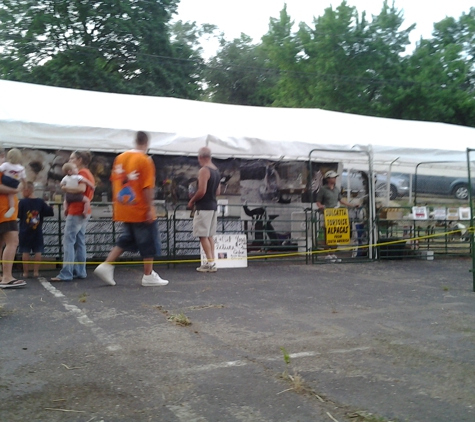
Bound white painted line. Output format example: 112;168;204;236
180;347;369;375
185;360;247;373
266;351;320;362
329;347;370;354
289;351;319;358
39;277;121;352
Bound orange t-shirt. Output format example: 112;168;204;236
111;150;156;223
0;172;18;223
68;168;95;216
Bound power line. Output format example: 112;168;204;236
1;35;452;90
1;29;472;92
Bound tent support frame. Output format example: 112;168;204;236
467;149;475;292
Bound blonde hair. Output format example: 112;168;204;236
7;148;22;165
62;162;76;173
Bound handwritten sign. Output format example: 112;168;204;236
324;208;350;246
447;208;460;220
433;207;447;220
200;234;248;268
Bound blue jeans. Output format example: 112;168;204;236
58;214;90;280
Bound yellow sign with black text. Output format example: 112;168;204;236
324;208;350;245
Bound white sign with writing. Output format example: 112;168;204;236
200;234;248;268
412;206;428;220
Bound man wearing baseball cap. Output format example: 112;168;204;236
316;169;358;262
316;170;355;211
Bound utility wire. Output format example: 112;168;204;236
1;28;472;91
2;35;461;91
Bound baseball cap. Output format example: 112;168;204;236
324;170;339;178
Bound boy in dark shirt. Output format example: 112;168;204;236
18;182;54;278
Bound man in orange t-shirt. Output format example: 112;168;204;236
94;131;169;287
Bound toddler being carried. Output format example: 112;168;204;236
0;148;26;218
61;163;95;216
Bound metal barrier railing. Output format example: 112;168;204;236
171;203;310;264
311;208;372;264
25;202;472;267
38;202;170;265
376;205;471;260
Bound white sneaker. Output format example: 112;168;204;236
196;263;217;273
331;254;342;262
94;263;116;286
4;207;15;218
142;271;168;287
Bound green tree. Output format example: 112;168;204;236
260;5;303;108
170;20;217;63
294;1;367;111
359;1;414;116
385;9;475;126
0;0;202;98
262;1;412;114
169;20;219;99
203;33;277;105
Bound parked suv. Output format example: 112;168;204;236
411;174;474;200
340;170;410;201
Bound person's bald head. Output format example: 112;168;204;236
197;146;212;166
198;147;212;158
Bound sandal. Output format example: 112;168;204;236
50;277;67;282
0;279;27;289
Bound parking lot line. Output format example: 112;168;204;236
38;277;122;352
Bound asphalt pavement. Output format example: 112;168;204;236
1;257;475;422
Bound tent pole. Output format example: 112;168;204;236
467;148;475;292
387;157;399;205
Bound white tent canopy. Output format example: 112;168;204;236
0;79;474;175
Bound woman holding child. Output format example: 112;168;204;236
0;148;24;288
0;177;23;288
51;151;95;282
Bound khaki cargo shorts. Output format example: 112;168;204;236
193;210;218;237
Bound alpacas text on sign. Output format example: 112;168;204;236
324;208;350;245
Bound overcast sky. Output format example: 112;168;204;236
175;0;474;56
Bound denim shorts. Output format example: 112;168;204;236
116;219;162;258
1;175;20;189
18;238;44;254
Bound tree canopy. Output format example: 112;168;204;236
0;0;203;98
203;1;475;127
1;1;474;127
203;34;277;106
